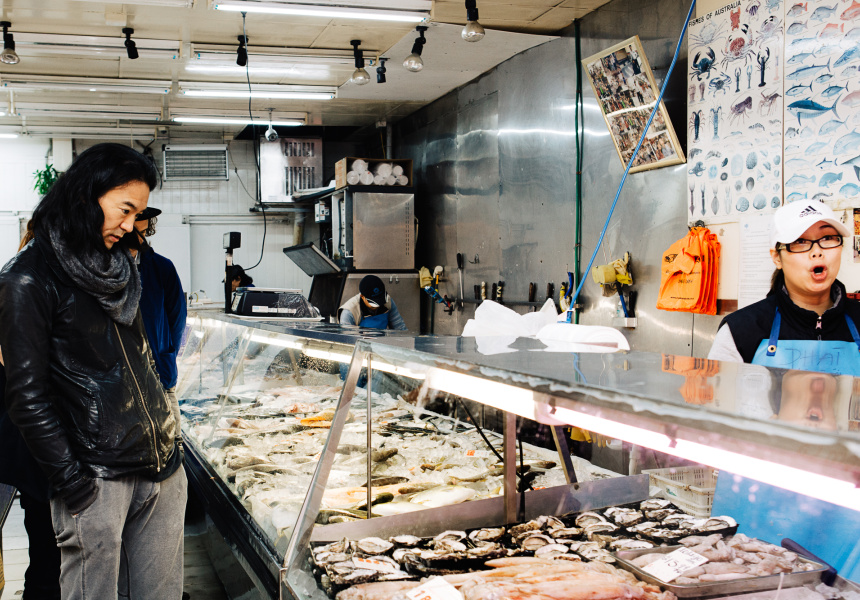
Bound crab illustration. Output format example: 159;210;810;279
709;72;732;96
689;20;728;50
691;47;717;80
757;15;782;45
721;25;755;69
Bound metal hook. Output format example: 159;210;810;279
468;254;480;264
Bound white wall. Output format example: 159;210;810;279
0;137;50;268
71;139;315;302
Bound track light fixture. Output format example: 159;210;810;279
376;57;388;83
236;35;248;67
122;27;139;59
462;0;485;42
349;39;370;85
402;25;427;72
1;22;20;65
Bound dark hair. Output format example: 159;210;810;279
31;143;159;254
139;216;158;238
768;268;785;295
227;264;253;287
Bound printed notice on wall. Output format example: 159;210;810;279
738;213;775;308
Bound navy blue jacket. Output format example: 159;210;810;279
721;279;860;363
138;248;186;389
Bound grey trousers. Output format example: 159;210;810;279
50;467;187;600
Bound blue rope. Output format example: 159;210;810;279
566;0;697;319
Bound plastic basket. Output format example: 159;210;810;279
643;466;717;519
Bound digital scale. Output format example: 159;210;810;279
230;287;322;319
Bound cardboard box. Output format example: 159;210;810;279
334;157;413;190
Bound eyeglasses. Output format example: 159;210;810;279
778;235;843;253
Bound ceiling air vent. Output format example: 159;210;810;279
163;145;228;181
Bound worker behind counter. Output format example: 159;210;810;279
226;264;254;292
338;275;407;330
706;201;860;578
708;200;860;376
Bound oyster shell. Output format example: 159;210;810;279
701;516;737;530
544;516;565;530
627;521;660;533
433;539;467;554
390;535;422;547
547;527;582;539
356;537;394;555
434;530;467;542
584;522;618;535
519;533;555;552
535;543;570;558
640;499;674;511
509;518;545;538
605;507;644;527
574;512;607;527
644;508;680;521
468;527;505;542
467;542;506;559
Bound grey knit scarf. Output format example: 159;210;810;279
47;226;141;326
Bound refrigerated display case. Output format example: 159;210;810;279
176;311;595;598
281;337;860;600
176;313;860;600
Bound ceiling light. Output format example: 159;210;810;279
22;125;156;139
0;133;19;139
174;116;302;126
461;0;485;42
179;82;335;100
349;40;369;85
123;27;139;59
0;75;171;94
15;103;163;121
9;33;179;59
403;25;427;72
1;22;20;65
376;57;387;83
236;35;248;67
68;0;192;6
212;1;430;23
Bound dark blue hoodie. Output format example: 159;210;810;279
138;248;186;389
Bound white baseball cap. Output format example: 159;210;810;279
770;201;850;247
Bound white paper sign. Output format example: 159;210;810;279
641;547;708;582
464;450;493;458
406;576;464;600
351;557;399;573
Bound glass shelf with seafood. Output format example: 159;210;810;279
177;312;628;598
281;336;860;600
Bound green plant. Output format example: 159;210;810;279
33;164;60;196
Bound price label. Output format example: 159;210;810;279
406;577;463;600
642;547;709;582
351;557;399;573
464;450;493;458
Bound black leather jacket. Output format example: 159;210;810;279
0;237;178;509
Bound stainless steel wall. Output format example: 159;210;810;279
396;0;722;356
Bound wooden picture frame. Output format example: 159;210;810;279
583;36;685;173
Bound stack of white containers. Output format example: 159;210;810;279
346;159;408;186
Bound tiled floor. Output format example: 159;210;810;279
1;497;227;600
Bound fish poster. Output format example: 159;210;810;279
687;0;786;223
782;0;860;205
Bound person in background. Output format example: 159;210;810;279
709;200;860;375
0;225;61;600
227;264;253;292
0;143;185;600
132;206;187;445
338;274;407;330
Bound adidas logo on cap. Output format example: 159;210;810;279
798;205;822;218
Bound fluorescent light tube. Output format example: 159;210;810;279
179;83;335;100
1;76;171;95
213;1;429;22
68;0;192;6
175;116;303;126
0;133;19;139
13;33;179;59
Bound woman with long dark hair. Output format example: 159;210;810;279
0;143;186;600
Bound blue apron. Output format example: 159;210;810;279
360;312;389;329
751;307;860;376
